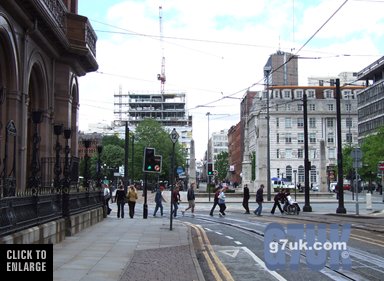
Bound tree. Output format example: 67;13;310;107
132;119;186;183
215;151;229;182
360;126;384;182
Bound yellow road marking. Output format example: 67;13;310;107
186;222;235;281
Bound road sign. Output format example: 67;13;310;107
176;166;184;174
351;148;362;160
169;128;179;144
378;162;384;171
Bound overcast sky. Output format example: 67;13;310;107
78;0;384;160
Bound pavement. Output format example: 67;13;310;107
53;190;384;281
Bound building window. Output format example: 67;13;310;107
276;133;280;143
346;117;352;128
285;117;292;128
285;149;292;159
310;149;316;159
276;149;280;158
327;118;334;127
343;90;353;99
284;104;291;111
328;104;334;111
309;117;316;128
327;132;334;143
297;148;303;158
309;133;316;143
309;104;316;111
346;103;352;111
307;90;315;98
283;90;291;99
285;133;292;144
328;148;336;159
295;90;303;99
298;132;304;143
325;90;334;99
310;166;317;183
274;90;280;98
297;103;303;111
298;165;305;183
297;117;304;128
276;117;279;128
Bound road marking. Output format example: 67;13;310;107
185;222;235;281
205;228;213;232
215;232;223;235
225;236;234;240
234;241;242;245
220;249;239;258
241;247;287;281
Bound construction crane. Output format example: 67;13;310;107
157;6;166;95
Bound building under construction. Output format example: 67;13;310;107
113;88;193;145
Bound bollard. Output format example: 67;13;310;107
366;193;372;210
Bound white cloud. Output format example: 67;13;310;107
78;0;384;159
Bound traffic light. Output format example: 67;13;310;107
143;147;162;173
153;155;162;173
207;162;213;176
143;147;155;172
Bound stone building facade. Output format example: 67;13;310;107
0;0;98;194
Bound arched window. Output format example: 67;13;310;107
310;165;317;183
286;165;292;182
298;165;304;183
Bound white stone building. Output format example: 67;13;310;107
247;85;365;192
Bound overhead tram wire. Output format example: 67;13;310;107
87;0;352;112
187;0;350;110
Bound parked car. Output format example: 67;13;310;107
330;182;351;192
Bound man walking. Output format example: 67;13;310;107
254;184;264;216
271;189;284;215
153;186;166;217
242;184;250;214
209;186;221;216
182;182;196;217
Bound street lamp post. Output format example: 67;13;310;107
53;124;63;193
28;110;44;194
83;139;91;192
293;170;297;201
169;128;179;230
97;145;103;188
206;112;211;201
264;66;272;201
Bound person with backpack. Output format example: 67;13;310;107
209;185;221;216
153;186;166;217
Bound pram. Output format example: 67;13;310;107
282;195;300;215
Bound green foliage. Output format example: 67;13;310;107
215;151;229;181
132;119;186;182
360;126;384;181
102;134;125;148
343;126;384;182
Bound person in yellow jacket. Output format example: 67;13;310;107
127;184;138;218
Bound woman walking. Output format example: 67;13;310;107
127;184;138;218
114;183;126;219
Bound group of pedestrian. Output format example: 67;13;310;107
105;180;139;219
209;183;228;217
